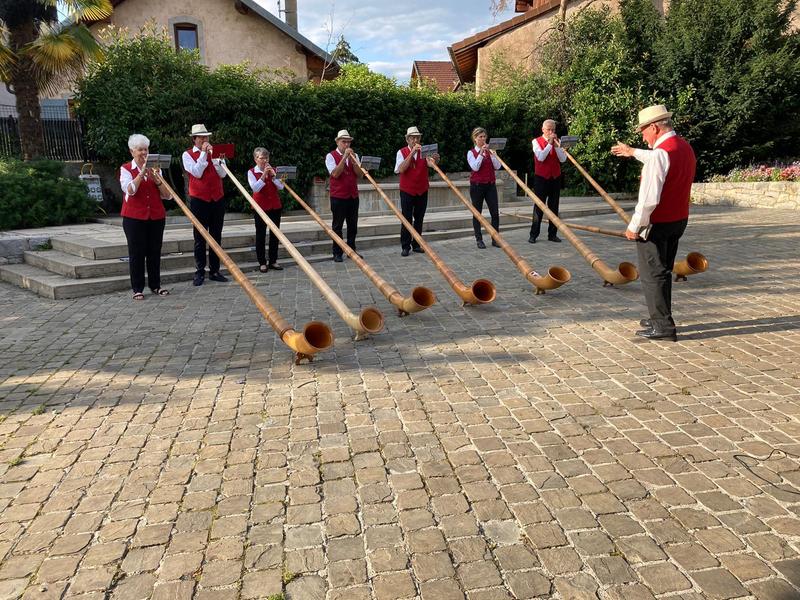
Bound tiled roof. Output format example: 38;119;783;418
411;61;460;92
448;0;561;84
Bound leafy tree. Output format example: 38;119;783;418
331;35;359;65
0;0;112;160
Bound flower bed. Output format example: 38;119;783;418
710;162;800;183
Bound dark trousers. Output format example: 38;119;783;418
331;196;359;257
469;183;499;241
190;197;226;275
400;190;428;250
122;217;165;294
531;175;561;239
255;209;282;265
637;219;688;333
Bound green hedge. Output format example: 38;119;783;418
0;160;96;230
75;30;551;211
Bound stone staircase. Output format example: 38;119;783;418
1;197;635;299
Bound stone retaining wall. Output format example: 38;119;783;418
692;181;799;210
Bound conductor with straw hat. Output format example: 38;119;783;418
325;129;364;263
611;104;696;342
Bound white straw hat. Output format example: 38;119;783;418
190;123;212;137
405;126;422;138
636;105;673;130
335;129;353;141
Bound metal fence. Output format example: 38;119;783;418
0;104;90;161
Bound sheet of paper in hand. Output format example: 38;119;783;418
145;154;172;170
560;136;579;149
275;166;298;180
359;156;382;170
420;143;438;158
487;138;507;150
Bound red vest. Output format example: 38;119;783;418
328;150;359;199
120;163;166;221
398;147;429;195
650;135;696;223
186;148;224;202
250;168;282;211
533;136;561;179
469;148;496;184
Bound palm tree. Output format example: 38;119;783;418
0;0;112;160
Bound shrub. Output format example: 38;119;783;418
710;161;800;182
0;160;96;230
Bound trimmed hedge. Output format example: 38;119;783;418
0;160;96;230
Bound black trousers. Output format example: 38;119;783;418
469;183;499;241
531;175;561;239
122;217;165;294
190;197;226;275
330;196;359;257
255;209;282;265
400;190;428;250
637;219;688;333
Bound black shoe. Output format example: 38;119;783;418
401;248;411;257
476;240;486;249
193;273;204;286
355;252;364;259
640;319;651;328
528;236;537;244
636;327;677;342
491;240;501;248
548;236;562;243
333;255;343;263
268;263;283;271
412;247;425;254
209;272;228;282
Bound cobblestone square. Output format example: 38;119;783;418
1;205;799;599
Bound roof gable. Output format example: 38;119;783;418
411;60;460;92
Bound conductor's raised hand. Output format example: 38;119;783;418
611;142;635;158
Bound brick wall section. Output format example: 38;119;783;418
692;182;800;210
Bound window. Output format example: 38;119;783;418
174;24;198;51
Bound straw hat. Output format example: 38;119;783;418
335;129;353;141
190;124;212;137
636;104;673;130
405;126;422;138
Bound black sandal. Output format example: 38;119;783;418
133;292;145;301
152;288;170;296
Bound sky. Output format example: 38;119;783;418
263;0;516;81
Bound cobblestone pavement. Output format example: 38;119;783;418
1;204;799;600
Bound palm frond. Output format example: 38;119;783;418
0;41;16;83
39;0;114;23
25;22;104;94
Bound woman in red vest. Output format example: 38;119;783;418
395;126;439;256
119;134;171;300
530;119;567;243
325;129;363;263
467;127;502;249
247;147;284;272
182;124;228;286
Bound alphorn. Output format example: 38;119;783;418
282;180;436;317
358;161;496;306
159;178;333;364
506;214;626;239
221;163;385;340
493;153;638;286
563;148;708;281
429;162;570;295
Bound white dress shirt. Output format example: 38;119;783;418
119;161;163;198
532;138;566;163
325;149;360;174
628;131;677;234
248;165;285;193
467;146;501;172
182;146;227;179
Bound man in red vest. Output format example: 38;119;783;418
182;124;228;286
325;129;364;263
612;105;696;341
394;126;439;256
529;119;567;243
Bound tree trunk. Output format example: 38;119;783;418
9;21;44;161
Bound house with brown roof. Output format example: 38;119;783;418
410;60;461;92
90;0;337;83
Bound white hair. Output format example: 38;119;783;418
128;134;150;150
542;119;557;129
